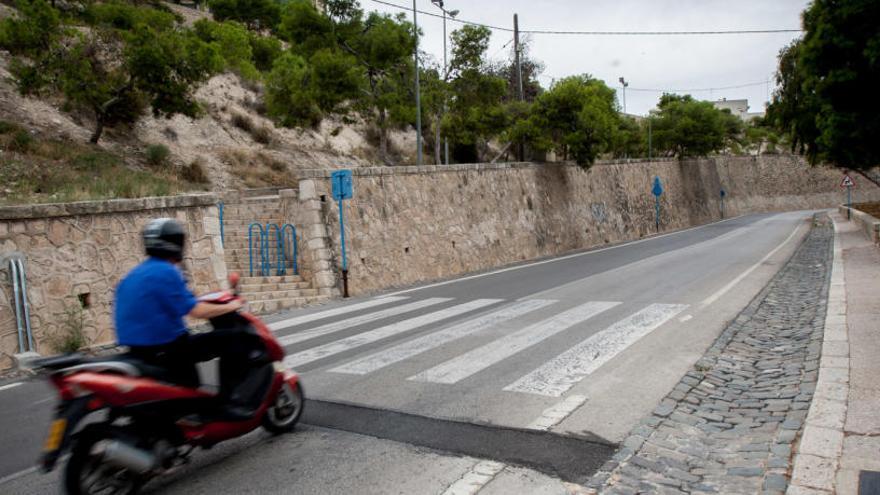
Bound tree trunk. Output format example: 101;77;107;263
90;119;104;144
433;116;441;165
378;108;389;163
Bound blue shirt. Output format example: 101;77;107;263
114;257;198;347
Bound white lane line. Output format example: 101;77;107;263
506;303;688;397
700;221;803;308
379;216;746;298
283;299;502;368
526;395;588;431
441;460;507;495
0;465;39;486
409;301;621;385
277;298;451;347
330;299;557;375
0;382;22;392
267;296;409;331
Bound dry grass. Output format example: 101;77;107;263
854;202;880;218
0;121;207;205
221;148;296;188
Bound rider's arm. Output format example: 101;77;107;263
188;300;243;320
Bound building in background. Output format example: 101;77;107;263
711;98;764;122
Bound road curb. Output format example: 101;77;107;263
787;215;849;494
587;214;833;494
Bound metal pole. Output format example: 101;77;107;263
655;197;660;232
442;10;449;166
514;13;524;161
413;0;423;166
847;186;852;220
338;194;349;298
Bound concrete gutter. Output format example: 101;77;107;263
838;206;880;245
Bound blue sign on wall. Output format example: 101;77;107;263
720;188;726;198
652;176;664;197
331;169;354;201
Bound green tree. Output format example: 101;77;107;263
767;0;879;169
208;0;279;31
650;94;741;157
517;75;620;167
249;33;283;72
193;19;259;80
0;0;62;56
265;52;322;127
443;25;507;162
612;116;644;158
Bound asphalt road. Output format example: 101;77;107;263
0;211;813;493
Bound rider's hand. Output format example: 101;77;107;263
226;299;244;313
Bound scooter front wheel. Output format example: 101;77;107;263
262;382;304;434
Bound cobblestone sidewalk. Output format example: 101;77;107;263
589;215;833;495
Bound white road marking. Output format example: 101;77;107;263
441;460;507;495
679;314;693;323
379;216;746;298
506;303;689;397
277;298;451;347
0;465;39;486
267;296;409;331
700;222;803;308
409;301;621;385
330;299;557;375
283;299;501;368
0;382;22;392
526;395;588;431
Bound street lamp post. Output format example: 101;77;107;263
432;1;458;166
618;76;629;114
413;0;423;166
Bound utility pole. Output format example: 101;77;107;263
618;76;629;114
514;14;524;161
432;1;457;166
413;0;423;166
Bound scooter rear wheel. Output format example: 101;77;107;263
262;382;304;434
64;428;144;495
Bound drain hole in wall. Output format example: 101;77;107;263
452;241;456;248
320;195;327;203
361;258;366;265
404;247;410;254
78;293;91;309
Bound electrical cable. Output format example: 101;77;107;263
368;0;802;36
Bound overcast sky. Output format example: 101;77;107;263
363;0;809;116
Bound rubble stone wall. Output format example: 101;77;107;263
302;155;880;296
0;195;225;370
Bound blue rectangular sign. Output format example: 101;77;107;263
331;170;353;201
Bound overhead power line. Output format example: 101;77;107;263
369;0;802;35
627;80;770;93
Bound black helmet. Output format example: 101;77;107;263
143;218;186;261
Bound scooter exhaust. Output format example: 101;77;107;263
102;440;157;474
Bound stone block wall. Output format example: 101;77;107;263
0;194;226;370
301;155;880;296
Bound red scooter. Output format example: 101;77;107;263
31;274;303;495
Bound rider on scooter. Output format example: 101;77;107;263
114;218;251;414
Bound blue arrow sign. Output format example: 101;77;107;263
652;176;663;197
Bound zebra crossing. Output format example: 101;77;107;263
272;296;690;397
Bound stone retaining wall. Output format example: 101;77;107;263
304;155;880;296
0;194;226;370
839;205;880;245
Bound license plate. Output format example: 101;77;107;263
43;419;67;452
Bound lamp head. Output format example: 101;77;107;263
448;9;459;17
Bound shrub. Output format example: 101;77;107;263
251;125;273;144
7;130;34;152
145;143;171;166
0;121;20;134
231;112;254;132
49;306;88;354
181;159;210;184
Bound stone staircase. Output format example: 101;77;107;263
222;194;330;313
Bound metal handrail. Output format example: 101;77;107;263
218;202;225;247
280;224;299;275
265;223;282;275
5;255;35;353
248;223;265;277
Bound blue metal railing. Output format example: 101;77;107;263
247;222;300;277
280;224;299;275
